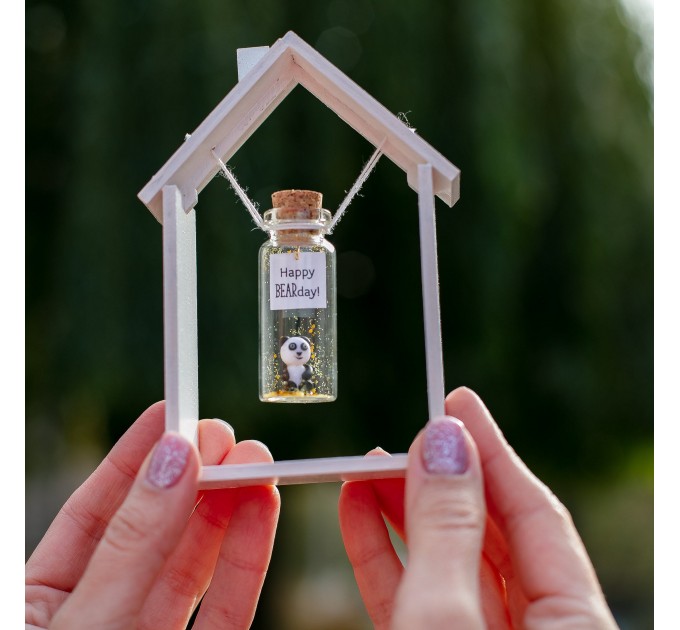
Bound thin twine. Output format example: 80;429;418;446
211;137;390;234
327;138;386;234
212;149;266;231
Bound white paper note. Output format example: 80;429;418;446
269;252;327;310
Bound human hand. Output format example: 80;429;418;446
339;387;618;629
26;402;280;629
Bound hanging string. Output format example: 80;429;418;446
327;138;386;234
212;137;392;233
211;149;266;231
328;112;416;230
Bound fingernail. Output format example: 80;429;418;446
422;417;469;475
146;433;191;489
249;440;273;457
214;418;234;434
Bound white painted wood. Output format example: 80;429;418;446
139;37;297;221
237;46;270;81
199;454;408;489
163;186;199;444
288;34;459;207
418;165;446;419
140;34;461;483
138;31;460;221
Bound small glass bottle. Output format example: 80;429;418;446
259;190;337;402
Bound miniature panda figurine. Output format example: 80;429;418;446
280;336;313;392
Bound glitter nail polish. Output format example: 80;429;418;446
146;433;191;489
422;417;469;475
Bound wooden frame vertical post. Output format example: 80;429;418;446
417;164;446;419
162;185;199;444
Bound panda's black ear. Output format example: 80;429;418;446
301;336;311;345
280;336;289;346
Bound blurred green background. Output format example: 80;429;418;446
26;0;653;627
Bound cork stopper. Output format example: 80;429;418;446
271;189;323;219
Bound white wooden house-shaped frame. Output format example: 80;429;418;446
138;31;461;489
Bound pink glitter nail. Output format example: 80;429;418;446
146;433;191;488
422;417;469;475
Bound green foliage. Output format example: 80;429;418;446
26;0;652;626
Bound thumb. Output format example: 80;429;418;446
394;417;486;630
52;432;200;630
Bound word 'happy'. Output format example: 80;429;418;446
279;267;316;281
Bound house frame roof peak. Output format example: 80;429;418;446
138;31;460;223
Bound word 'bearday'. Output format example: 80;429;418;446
274;283;321;300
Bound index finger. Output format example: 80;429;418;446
339;479;404;630
445;388;608;604
26;401;166;591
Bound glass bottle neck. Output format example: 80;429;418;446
264;206;332;245
268;229;327;246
